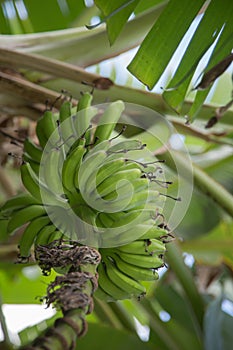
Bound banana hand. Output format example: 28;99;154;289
103;254;146;298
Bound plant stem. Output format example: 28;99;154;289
93;297;125;330
141;298;181;350
108;301;136;333
1;49;233;127
21;309;87;350
0;48;101;85
157;150;233;217
0;72;67;119
192;162;233;217
166;241;205;327
168;115;233;145
0;294;11;346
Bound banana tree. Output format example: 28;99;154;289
0;1;233;350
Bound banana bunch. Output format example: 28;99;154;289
1;92;172;301
96;234;167;301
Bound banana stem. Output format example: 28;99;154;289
20;309;87;350
19;243;101;350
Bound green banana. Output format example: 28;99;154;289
47;229;65;244
97;212;114;228
97;260;132;301
23;138;42;163
74;204;97;227
58;100;77;147
59;99;72;123
107;139;144;154
87;158;125;192
98;210;153;232
101;210;125;222
35;223;58;246
85;168;148;212
74;92;97;144
35;113;49;148
116;239;166;255
78;150;108;198
123;189;160;211
21;162;67;205
103;255;146;297
96;211;157;246
111;252;159;281
7;204;47;234
94;285;115;302
140;226;170;240
21;162;44;202
118;251;164;269
22;153;40;175
91;162;142;199
102;177;149;201
36;110;60;148
85;139;111;157
96;168;142;198
110;209;154;229
88;174;146;214
0;192;40;216
77;142;118;196
117;161;142;172
66;136;86;156
19;215;51;257
94;100;125;144
97;218;157;244
40;148;64;197
62;138;86;192
77;92;93;112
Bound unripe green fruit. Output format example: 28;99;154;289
1;94;172;301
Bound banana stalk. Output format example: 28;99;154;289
19;243;101;350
